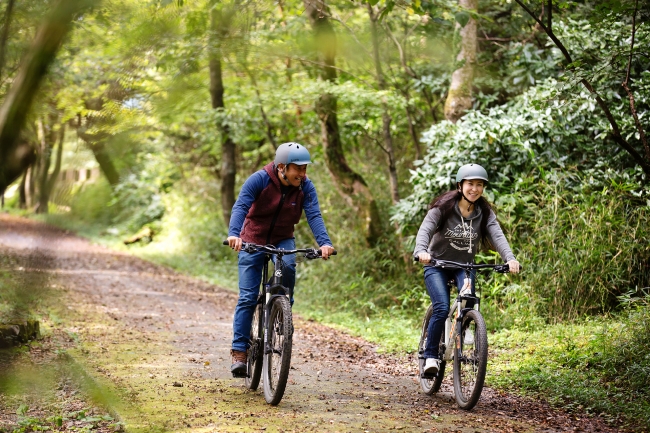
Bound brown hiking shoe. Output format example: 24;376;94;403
230;349;247;376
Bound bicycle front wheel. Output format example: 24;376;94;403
262;296;293;405
418;305;446;395
245;302;264;390
453;309;487;410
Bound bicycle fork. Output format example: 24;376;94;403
443;277;473;361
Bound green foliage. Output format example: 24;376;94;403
490;296;650;430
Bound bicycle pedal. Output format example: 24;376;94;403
232;372;248;378
420;373;437;379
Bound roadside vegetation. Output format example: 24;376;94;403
1;0;649;431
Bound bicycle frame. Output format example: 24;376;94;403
417;258;510;364
441;271;478;362
260;252;291;357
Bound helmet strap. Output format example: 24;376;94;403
457;182;475;212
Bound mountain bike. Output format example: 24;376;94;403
415;258;513;410
223;241;336;405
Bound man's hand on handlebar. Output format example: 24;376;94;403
507;259;521;274
320;245;335;260
417;252;432;264
227;236;243;252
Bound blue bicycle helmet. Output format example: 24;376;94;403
275;142;312;166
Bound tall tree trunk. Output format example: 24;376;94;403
37;118;53;213
0;0;16;80
304;0;382;245
444;0;477;123
88;141;120;187
0;0;97;193
209;2;236;227
39;124;64;212
19;167;28;209
367;3;399;204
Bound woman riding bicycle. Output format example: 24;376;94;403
414;163;520;376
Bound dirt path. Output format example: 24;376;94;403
0;214;625;433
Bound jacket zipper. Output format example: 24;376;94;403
266;192;286;245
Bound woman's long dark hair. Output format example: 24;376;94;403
428;188;496;251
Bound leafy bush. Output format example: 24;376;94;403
490;295;650;430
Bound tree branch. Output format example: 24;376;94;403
514;0;650;176
514;0;572;64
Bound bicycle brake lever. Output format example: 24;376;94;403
304;249;321;260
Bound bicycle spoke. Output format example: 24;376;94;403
453;310;487;410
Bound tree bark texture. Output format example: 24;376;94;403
87;140;120;187
0;0;98;193
37;118;53;213
0;0;16;80
304;0;382;245
444;0;477;123
37;123;64;213
209;3;237;227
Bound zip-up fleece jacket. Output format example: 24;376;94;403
413;200;515;264
228;162;332;247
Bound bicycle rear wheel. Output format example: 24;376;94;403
453;309;487;410
245;302;263;390
263;296;293;405
418;305;446;395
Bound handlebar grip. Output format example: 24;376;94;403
223;240;229;245
414;256;419;262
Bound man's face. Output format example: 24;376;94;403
280;163;307;187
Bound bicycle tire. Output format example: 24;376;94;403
453;309;487;410
245;302;264;390
418;305;446;395
263;296;293;405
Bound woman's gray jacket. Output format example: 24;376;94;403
413;201;516;264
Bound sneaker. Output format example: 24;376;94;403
424;358;440;376
230;349;247;376
463;329;474;346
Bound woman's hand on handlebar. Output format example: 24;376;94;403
227;236;243;252
417;252;431;264
319;245;335;260
507;259;521;274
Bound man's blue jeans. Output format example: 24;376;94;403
231;238;296;353
423;266;475;359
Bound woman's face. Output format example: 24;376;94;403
460;179;485;202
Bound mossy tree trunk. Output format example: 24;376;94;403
304;0;382;245
209;1;237;227
444;0;477;123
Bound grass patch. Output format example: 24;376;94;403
295;308;421;354
489;303;650;431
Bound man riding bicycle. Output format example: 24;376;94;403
226;142;335;376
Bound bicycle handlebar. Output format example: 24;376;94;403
414;256;515;273
222;240;337;258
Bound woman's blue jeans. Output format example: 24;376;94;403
231;238;296;353
423;266;475;359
